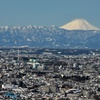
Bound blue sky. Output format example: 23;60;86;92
0;0;100;27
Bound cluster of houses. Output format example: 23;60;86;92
0;48;100;99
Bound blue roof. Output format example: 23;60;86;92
4;92;17;99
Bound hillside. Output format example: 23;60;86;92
0;25;100;49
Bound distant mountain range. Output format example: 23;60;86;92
0;19;100;49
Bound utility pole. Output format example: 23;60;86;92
18;49;19;62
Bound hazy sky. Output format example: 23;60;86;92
0;0;100;27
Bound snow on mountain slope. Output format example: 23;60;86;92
0;24;100;49
60;19;100;30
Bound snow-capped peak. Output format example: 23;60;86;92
60;18;100;30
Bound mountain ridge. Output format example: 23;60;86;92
0;21;100;49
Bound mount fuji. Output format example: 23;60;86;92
60;19;100;30
0;18;100;49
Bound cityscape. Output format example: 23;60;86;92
0;0;100;100
0;47;100;99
